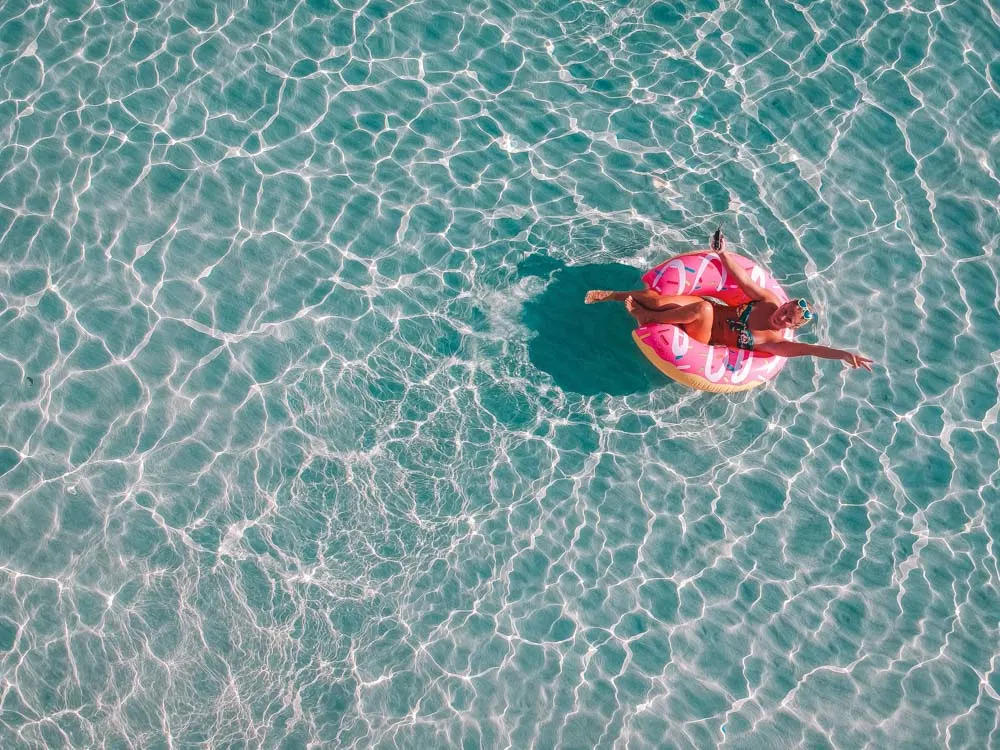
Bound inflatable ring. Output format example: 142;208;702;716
632;251;793;393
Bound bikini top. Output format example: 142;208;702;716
727;301;755;350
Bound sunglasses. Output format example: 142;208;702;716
796;298;814;320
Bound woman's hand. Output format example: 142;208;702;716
841;351;874;371
711;227;726;254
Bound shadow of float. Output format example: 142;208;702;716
520;259;666;397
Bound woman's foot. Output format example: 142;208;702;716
625;296;656;325
585;290;616;304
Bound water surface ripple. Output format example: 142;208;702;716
1;0;998;747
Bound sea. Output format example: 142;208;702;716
1;0;998;748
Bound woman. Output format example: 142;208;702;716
585;242;874;372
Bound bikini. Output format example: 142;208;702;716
727;302;755;350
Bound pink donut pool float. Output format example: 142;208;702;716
632;251;794;393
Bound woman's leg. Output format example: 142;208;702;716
585;290;704;310
586;289;656;305
625;297;714;344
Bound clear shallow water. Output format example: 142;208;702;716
1;0;998;746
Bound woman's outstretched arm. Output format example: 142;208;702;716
716;241;779;304
755;341;874;371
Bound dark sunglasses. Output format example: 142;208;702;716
796;298;814;320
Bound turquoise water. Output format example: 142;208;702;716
1;0;998;747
